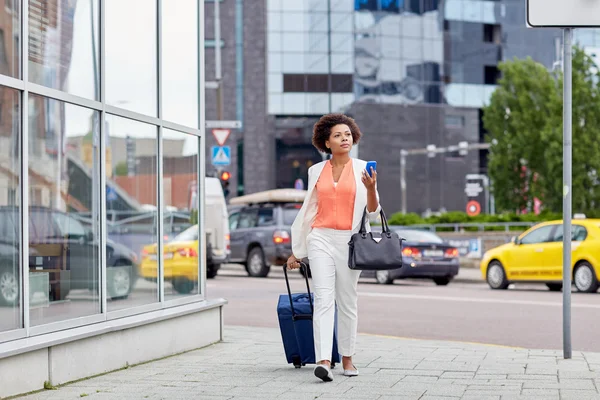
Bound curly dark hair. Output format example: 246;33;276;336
312;113;362;154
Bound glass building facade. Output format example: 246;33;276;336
265;0;600;212
0;0;206;342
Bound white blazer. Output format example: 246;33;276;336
291;158;382;260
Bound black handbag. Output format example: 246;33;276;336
348;207;404;271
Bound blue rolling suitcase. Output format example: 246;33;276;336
277;263;340;368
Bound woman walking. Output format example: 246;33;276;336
287;113;380;382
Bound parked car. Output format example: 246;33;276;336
140;225;204;294
227;189;306;277
0;206;138;306
480;217;600;292
361;228;460;285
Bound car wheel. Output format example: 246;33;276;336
172;278;195;294
574;262;599;293
546;283;563;292
0;266;19;307
108;262;132;300
376;270;393;284
486;261;509;290
433;277;451;286
247;247;270;278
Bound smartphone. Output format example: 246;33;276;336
366;161;377;177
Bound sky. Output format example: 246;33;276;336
62;0;199;155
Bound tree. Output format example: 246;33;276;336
114;162;128;176
483;46;600;214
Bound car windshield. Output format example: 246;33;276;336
395;229;444;244
282;205;302;225
172;225;199;242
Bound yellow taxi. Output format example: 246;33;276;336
480;218;600;293
140;225;200;294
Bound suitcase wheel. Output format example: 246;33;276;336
331;362;336;369
294;364;301;369
292;355;302;369
302;363;306;366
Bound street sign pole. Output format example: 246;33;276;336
562;27;573;360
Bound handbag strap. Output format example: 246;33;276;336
283;262;314;319
359;206;391;234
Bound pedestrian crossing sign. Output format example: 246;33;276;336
211;146;231;166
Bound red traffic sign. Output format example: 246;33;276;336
466;200;481;216
212;129;230;146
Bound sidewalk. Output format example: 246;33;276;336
14;326;600;400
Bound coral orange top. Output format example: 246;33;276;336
312;160;356;230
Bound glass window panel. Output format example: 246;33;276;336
0;87;20;332
282;53;306;73
380;36;402;59
282;93;307;114
29;0;99;99
106;0;157;116
444;83;465;107
268;32;282;52
268;93;283;114
331;33;353;53
308;12;328;32
423;82;443;104
28;94;100;326
306;53;329;73
379;14;402;37
309;0;328;12
423;40;443;64
268;52;282;72
268;12;282;31
282;12;307;32
308;33;329;53
267;0;282;11
331;0;354;12
331;93;354;112
403;37;423;61
280;1;308;12
331;13;353;33
331;53;354;73
401;13;422;37
306;93;330;114
162;0;198;128
106;115;158;312
379;58;403;81
282;32;306;52
161;129;200;299
0;2;20;78
268;73;283;93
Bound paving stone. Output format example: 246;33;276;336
12;326;600;400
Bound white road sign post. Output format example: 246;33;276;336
527;0;600;360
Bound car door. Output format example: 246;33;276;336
52;212;97;290
229;208;258;262
507;225;554;280
227;210;242;261
545;224;588;279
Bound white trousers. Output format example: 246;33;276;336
308;228;361;362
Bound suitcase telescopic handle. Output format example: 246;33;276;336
283;261;314;319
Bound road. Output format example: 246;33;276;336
211;264;600;352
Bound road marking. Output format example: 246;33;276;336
358;291;600;309
359;332;524;349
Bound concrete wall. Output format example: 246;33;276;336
0;305;223;398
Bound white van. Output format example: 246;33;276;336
203;177;230;278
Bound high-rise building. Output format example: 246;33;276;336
205;0;596;214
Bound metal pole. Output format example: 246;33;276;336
214;0;223;120
400;150;407;214
562;27;573;360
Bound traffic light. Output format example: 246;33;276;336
220;171;231;197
